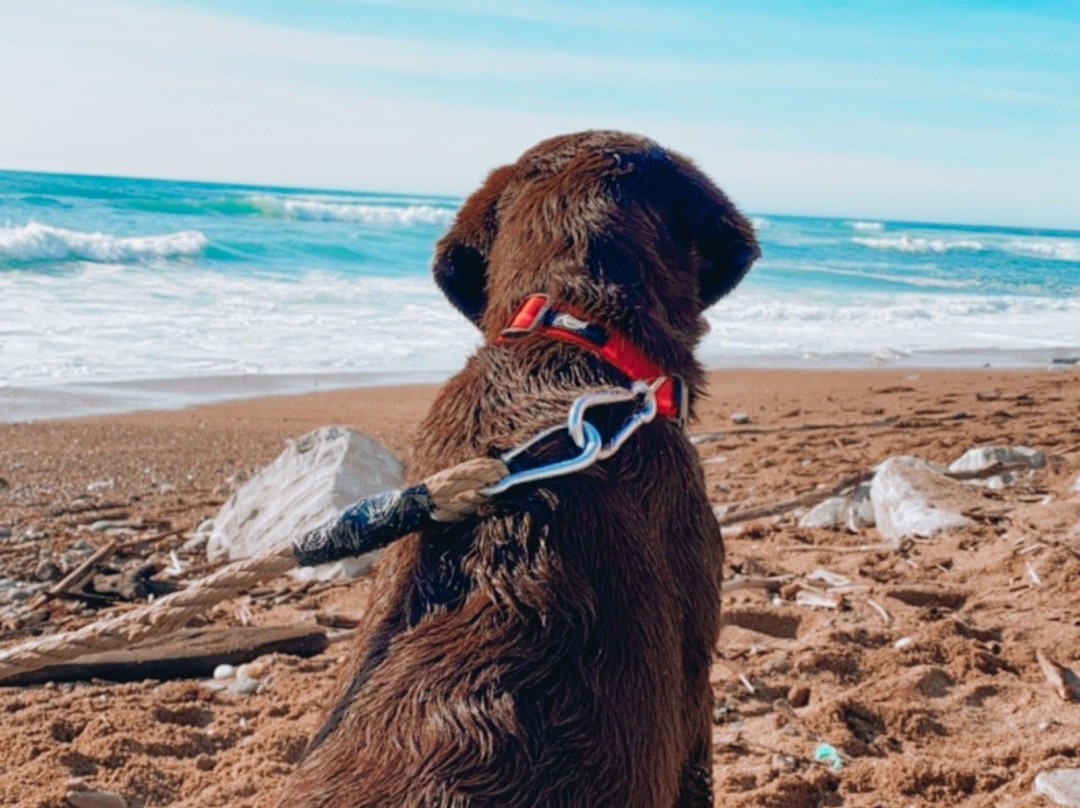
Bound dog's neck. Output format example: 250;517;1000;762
497;294;688;424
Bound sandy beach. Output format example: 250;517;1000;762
2;366;1079;807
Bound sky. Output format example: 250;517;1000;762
1;0;1078;229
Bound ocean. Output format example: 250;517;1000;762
1;169;1077;420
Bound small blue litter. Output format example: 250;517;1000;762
814;743;845;771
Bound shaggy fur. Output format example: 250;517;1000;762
275;131;759;808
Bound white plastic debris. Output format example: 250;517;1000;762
206;427;404;580
869;456;978;547
798;497;847;529
1035;769;1080;807
948;445;1045;476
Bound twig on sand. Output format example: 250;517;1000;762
26;527;186;612
866;598;892;624
778;543;892;554
721;575;794;594
716;471;874;527
691;417;898;444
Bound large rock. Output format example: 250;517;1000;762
206;427;404;580
869;456;980;547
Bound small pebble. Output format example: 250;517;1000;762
66;789;127;808
212;664;235;680
228;676;260;695
237;660;268;680
0;528;12;540
86;479;115;492
894;637;915;649
730;412;752;425
34;559;61;582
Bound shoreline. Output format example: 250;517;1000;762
3;346;1077;425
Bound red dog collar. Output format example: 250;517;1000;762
498;294;688;427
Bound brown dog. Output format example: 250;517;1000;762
275;131;759;807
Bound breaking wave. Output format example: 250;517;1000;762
1006;238;1080;262
0;222;208;265
848;220;884;231
248;196;456;226
853;235;985;253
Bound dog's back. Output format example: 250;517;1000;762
275;131;758;808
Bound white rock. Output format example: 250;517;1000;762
870;456;978;547
847;485;877;531
228;676;260;695
894;637;914;649
797;484;876;532
1035;769;1080;807
212;664;235;680
66;790;127;808
799;497;847;529
1073;475;1080;494
948;445;1045;476
86;479;114;493
730;412;751;425
206;427;403;580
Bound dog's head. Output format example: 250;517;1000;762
433;131;759;365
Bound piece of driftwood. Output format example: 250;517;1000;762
716;471;874;527
0;624;327;686
714;455;1040;533
691;417;898;444
1036;649;1080;702
26;528;186;612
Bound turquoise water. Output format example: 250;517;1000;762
1;169;1078;392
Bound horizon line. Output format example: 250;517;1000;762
2;164;1077;237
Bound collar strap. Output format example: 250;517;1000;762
498;294;687;427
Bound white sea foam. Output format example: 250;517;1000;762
0;264;478;385
2;259;1077;389
1006;238;1080;262
248;195;456;226
852;235;984;253
0;222;207;263
701;288;1080;363
848;220;884;231
750;217;769;230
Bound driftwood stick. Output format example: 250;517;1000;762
716;471;874;527
691;418;897;444
715;455;1038;531
26;528;187;612
721;575;794;594
779;543;892;554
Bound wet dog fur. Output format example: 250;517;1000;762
274;130;759;808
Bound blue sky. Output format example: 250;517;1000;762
2;0;1077;228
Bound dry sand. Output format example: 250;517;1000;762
1;367;1079;807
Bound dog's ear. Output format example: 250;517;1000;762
433;165;514;325
669;156;760;309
